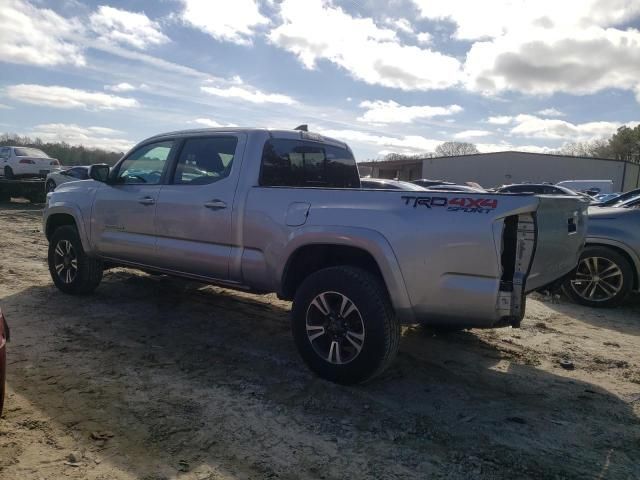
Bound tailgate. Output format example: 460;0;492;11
525;195;589;292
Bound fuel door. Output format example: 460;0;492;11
286;202;310;226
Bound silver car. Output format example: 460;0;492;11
45;166;91;193
564;205;640;307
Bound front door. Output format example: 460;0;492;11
91;140;175;266
154;134;245;280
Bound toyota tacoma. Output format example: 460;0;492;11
43;128;589;384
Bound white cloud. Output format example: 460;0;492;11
0;0;85;67
0;104;12;110
192;118;238;128
486;115;514;125
537;108;565;117
6;84;139;110
319;128;442;154
105;82;136;92
31;123;133;152
201;83;295;105
416;32;432;45
509;114;632;140
90;6;169;50
475;142;555;154
180;0;268;45
390;18;413;34
357;100;462;124
269;0;462;91
412;0;640;100
453;129;492;139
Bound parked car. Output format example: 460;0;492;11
43;127;588;384
360;178;426;190
496;183;580;195
563;206;640;307
594;192;621;203
46;166;91;193
616;195;640;209
423;184;486;193
556;180;614;195
598;188;640;207
411;178;456;188
0;146;61;179
0;307;9;416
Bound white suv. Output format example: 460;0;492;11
0;146;61;179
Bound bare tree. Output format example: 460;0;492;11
558;138;612;158
434;142;479;157
382;152;429;161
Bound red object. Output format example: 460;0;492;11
0;308;8;416
19;159;35;164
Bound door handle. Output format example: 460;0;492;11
204;199;227;210
138;196;155;206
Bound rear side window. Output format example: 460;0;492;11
260;139;360;188
173;136;237;185
14;147;49;158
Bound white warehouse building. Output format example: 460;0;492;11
359;151;640;191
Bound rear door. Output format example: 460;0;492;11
153;134;246;280
91;140;175;265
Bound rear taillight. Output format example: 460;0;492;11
19;159;35;164
50;160;60;166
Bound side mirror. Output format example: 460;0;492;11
89;164;110;183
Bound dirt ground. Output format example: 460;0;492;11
0;202;639;480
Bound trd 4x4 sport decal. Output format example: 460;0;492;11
401;196;498;214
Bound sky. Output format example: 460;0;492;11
1;0;640;161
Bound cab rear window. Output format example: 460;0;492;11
259;139;360;188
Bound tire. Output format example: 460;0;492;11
4;166;14;179
563;246;634;308
48;225;103;294
46;180;56;193
291;266;400;385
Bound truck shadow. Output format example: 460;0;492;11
1;271;638;479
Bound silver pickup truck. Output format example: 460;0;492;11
43;128;589;384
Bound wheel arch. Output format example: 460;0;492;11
45;206;91;253
585;238;639;290
279;228;414;323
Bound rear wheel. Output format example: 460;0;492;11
563;246;633;308
48;226;103;294
4;166;14;179
291;266;399;384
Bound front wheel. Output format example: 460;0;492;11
291;266;400;384
48;226;103;294
563;246;633;308
4;166;14;179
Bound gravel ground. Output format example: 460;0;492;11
0;202;639;480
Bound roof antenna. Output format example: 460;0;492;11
294;124;308;132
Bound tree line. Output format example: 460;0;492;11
378;124;640;162
0;133;123;167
